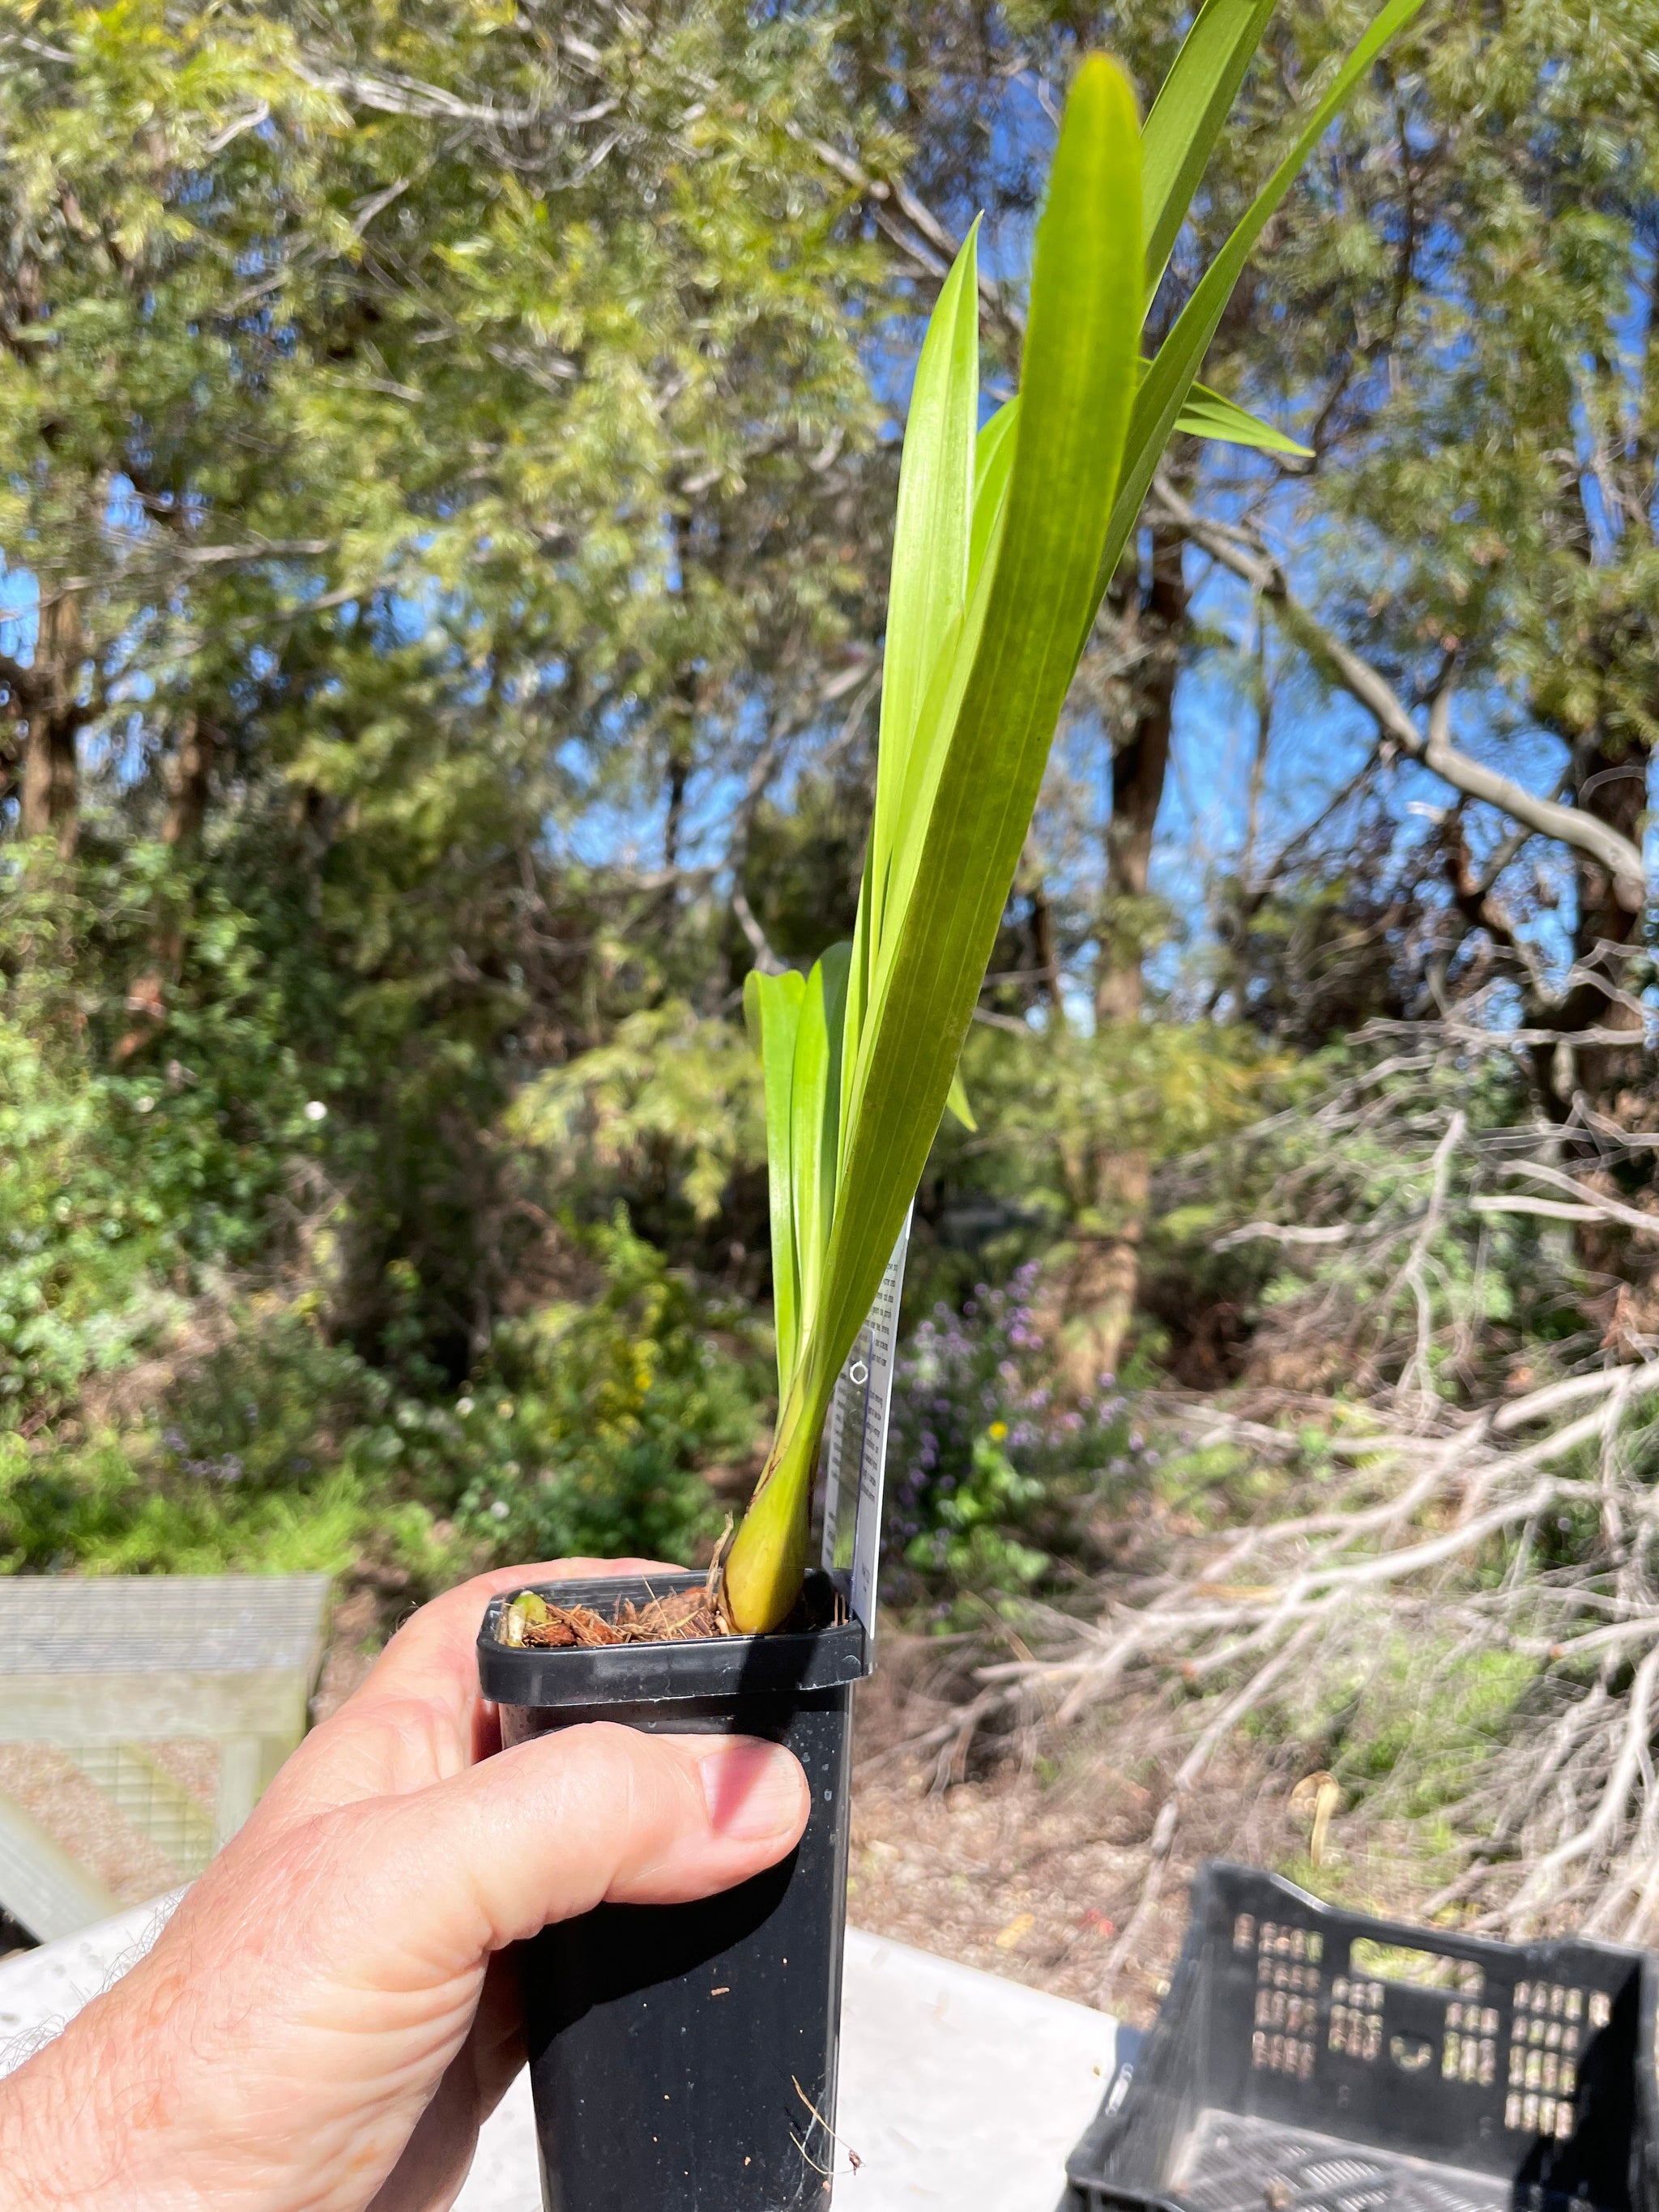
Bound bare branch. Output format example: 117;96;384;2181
731;886;785;975
1471;1196;1630;1228
1150;474;1648;911
1508;1642;1659;1924
1501;1160;1659;1237
1395;1110;1466;1409
783;125;1019;335
290;57;565;131
1212;1221;1352;1251
174;539;335;566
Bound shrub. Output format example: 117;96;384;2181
0;1213;766;1586
885;1261;1148;1623
448;1212;766;1564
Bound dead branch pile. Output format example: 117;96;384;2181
869;1023;1659;1992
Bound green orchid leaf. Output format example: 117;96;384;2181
727;54;1144;1634
1094;0;1428;626
871;221;981;947
991;362;1310;529
789;944;851;1346
743;965;806;1396
969;398;1019;599
729;2;1422;1637
1142;0;1278;294
1176;381;1311;454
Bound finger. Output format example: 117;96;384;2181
261;1558;687;1824
364;1954;524;2212
332;1724;809;1982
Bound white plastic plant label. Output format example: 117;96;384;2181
819;1214;911;1637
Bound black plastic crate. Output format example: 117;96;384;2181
1064;1862;1659;2212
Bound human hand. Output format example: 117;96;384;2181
0;1558;809;2212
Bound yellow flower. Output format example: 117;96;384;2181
988;1421;1008;1441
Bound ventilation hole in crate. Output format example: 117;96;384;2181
1389;2034;1435;2073
1328;2000;1383;2061
1503;2090;1579;2141
1255;1919;1324;1967
1252;2030;1317;2078
1349;1939;1483;1996
1515;1980;1608;2033
1440;2030;1497;2086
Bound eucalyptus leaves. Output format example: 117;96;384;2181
723;0;1422;1635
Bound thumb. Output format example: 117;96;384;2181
331;1723;810;1979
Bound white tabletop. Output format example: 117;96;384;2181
0;1896;1118;2211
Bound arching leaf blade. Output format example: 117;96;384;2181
1176;385;1311;454
788;945;850;1345
820;53;1144;1430
872;223;981;948
1093;0;1427;631
744;965;806;1397
1142;0;1279;293
970;397;1020;599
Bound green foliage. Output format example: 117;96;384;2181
1;1209;760;1581
1;0;899;1393
885;1264;1151;1624
508;1005;765;1231
450;1213;765;1565
945;1016;1284;1237
1290;1631;1538;1825
0;852;322;1413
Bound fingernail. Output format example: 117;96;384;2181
700;1741;805;1841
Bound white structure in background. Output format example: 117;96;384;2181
0;1575;331;1941
0;1898;1120;2212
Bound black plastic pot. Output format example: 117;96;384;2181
477;1568;869;2212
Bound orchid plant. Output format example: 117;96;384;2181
722;0;1422;1634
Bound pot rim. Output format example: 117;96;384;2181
478;1567;868;1708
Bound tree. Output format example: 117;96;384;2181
1146;0;1657;1123
0;0;898;1366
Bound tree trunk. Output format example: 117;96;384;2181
1094;522;1187;1025
1058;1149;1150;1390
1055;525;1188;1384
663;726;690;870
113;715;221;1063
19;592;83;859
1565;741;1648;1112
163;712;216;850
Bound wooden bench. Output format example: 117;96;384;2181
0;1575;331;1941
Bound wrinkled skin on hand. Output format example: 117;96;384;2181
0;1558;809;2212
